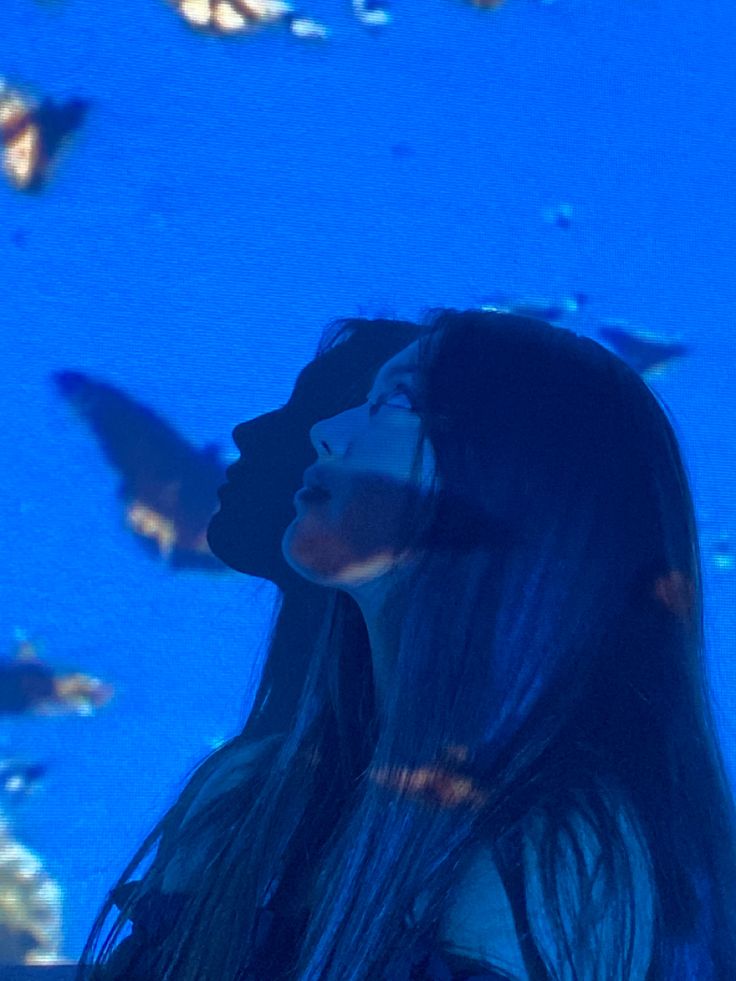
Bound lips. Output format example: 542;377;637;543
293;465;333;509
301;465;332;496
294;485;330;506
218;461;248;502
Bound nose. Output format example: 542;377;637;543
309;406;360;458
309;416;333;458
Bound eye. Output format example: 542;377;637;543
367;384;417;417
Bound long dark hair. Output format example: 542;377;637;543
78;309;736;979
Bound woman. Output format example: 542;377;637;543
206;314;421;741
76;315;420;979
80;309;736;979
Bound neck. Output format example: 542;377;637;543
348;574;407;727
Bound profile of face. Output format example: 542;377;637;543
281;340;436;592
207;322;421;586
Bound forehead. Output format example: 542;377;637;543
374;339;421;384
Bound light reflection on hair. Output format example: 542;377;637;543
369;745;489;810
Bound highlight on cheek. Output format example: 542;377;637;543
284;473;419;585
329;552;400;586
285;510;401;585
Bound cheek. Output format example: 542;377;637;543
284;520;398;586
282;475;414;585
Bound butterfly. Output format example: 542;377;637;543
352;0;391;27
169;0;327;38
0;78;88;192
52;370;231;572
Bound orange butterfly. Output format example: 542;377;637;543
0;79;88;192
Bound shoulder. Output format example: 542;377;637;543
521;795;655;979
156;733;282;893
438;794;654;981
178;732;282;828
437;844;529;980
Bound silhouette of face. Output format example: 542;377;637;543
207;324;421;586
281;341;436;590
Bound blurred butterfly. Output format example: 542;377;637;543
479;291;588;324
52;370;231;572
0;78;88;192
352;0;391;27
598;323;690;377
0;630;114;718
169;0;327;38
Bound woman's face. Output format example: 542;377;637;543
281;341;436;589
207;382;322;585
207;325;421;585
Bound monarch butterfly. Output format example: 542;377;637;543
170;0;327;38
52;369;231;572
0;79;88;192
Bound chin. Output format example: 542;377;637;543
207;509;283;583
282;517;399;589
281;519;321;584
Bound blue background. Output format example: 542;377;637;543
1;0;734;963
